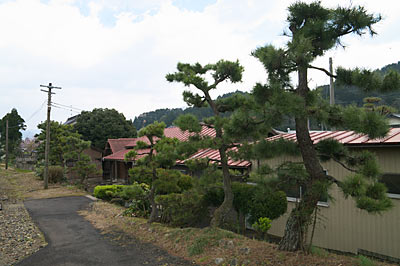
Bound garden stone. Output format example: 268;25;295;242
215;258;224;265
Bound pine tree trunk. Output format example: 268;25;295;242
210;146;237;229
148;164;158;223
279;66;326;251
148;182;158;223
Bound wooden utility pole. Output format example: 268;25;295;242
329;57;334;105
5;119;8;170
40;83;61;189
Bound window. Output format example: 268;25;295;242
283;170;329;206
381;173;400;199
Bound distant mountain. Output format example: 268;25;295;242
318;61;400;110
133;91;247;130
134;62;400;131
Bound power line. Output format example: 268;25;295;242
25;99;47;123
51;104;80;113
52;102;84;111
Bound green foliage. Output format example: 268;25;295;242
138;121;165;140
128;165;152;184
61;133;100;182
93;185;124;201
0;108;26;158
75;108;137;150
357;255;376;266
48;165;65;183
120;183;149;201
252;217;272;236
174;114;201;133
310;246;329;258
249;189;287;225
155;191;206;227
231;182;254;215
153;169;193;195
35;121;75;166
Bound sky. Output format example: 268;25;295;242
0;0;399;138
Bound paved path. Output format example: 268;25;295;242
17;196;193;266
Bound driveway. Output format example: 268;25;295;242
17;196;194;266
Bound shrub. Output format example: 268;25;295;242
48;165;65;183
232;182;254;215
128;166;152;185
248;190;287;224
203;185;224;207
120;183;149;200
155;190;206;227
93;185;124;201
252;217;272;240
154;169;193;195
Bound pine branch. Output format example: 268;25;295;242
308;65;337;78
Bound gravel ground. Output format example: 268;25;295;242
0;200;46;266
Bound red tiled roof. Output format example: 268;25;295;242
267;128;400;145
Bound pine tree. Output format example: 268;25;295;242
125;121;181;223
250;1;400;251
166;60;253;228
0;108;26;158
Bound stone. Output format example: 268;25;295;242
229;258;238;265
215;258;224;265
239;247;250;255
227;240;234;248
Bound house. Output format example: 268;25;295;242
387;113;400;128
259;129;400;262
102;126;252;183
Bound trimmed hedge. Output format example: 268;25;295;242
93;185;124;201
155;191;206;227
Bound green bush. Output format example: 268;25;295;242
248;190;287;224
48;165;65;183
252;217;272;240
93;185;124;201
203;185;224;207
155;190;206;227
128;166;152;185
154;169;193;195
120;183;149;200
232;182;254;215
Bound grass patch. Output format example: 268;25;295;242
310;246;329;258
358;255;376;266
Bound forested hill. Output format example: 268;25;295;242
318;61;400;110
133;91;247;130
134;62;400;130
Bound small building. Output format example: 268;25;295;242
259;129;400;262
102;126;252;183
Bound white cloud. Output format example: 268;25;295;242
0;0;399;138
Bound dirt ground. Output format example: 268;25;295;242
81;201;396;266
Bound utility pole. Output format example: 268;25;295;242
329;57;334;105
5;119;8;170
40;83;61;189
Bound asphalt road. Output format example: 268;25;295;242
17;196;194;266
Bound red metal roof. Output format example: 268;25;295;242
267;128;400;145
107;138;136;153
104;126;250;168
176;147;251;168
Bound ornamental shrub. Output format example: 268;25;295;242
48;165;65;183
93;185;124;201
248;190;287;224
155;190;206;227
252;217;272;240
154;169;193;195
